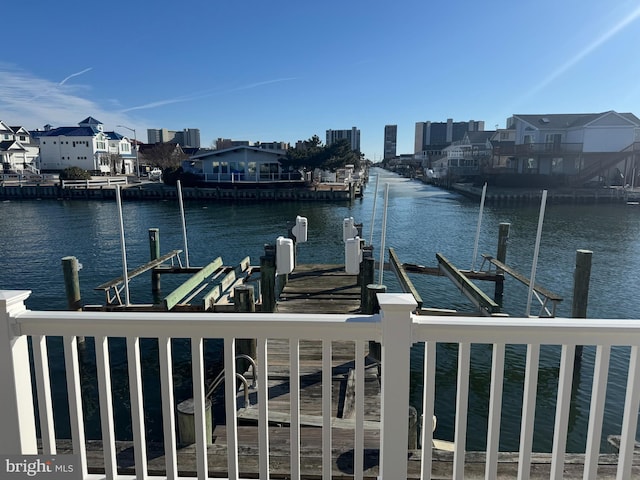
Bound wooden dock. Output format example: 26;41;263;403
61;262;639;477
275;263;362;314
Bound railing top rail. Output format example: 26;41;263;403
13;309;380;340
412;314;640;345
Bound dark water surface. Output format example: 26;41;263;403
1;167;639;452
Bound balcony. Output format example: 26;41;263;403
2;290;640;479
493;143;584;156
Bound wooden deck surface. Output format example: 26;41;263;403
276;263;362;314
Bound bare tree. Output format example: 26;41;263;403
140;143;188;170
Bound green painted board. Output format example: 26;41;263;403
163;256;223;310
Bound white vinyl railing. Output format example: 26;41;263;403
1;290;640;479
61;177;129;189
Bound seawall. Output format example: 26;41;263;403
0;183;357;202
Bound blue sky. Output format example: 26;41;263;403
2;0;640;160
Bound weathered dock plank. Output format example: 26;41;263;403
276;264;361;314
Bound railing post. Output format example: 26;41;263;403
0;290;38;454
378;293;417;479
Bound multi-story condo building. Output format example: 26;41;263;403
326;127;360;152
414;119;484;157
0;121;40;174
215;138;251;150
36;117;135;174
384;125;397;159
148;128;201;148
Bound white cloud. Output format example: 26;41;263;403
0;64;143;134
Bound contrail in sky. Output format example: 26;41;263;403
122;77;298;113
59;67;93;86
525;5;640;99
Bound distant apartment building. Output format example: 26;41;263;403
215;139;289;151
326;127;360;152
147;127;201;148
383;125;397;159
414;119;484;156
254;141;290;151
215;138;251;150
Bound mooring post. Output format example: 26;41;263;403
358;245;374;287
62;256;82;311
364;283;386;362
494;222;510;304
572;249;593;364
234;285;257;375
149;228;161;293
408;405;418;449
260;244;276;313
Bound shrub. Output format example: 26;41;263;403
59;167;92;180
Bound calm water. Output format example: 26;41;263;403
1;167;639;452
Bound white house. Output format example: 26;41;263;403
183;146;302;183
0;121;40;174
36;117;115;174
106;131;136;174
502;111;640;181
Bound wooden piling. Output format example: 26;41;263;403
572;249;593;363
364;283;386;362
494;223;510;304
260;244;276;313
149;228;161;293
62;256;82;311
234;285;257;374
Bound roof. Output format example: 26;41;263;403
465;131;495;144
105;131;124;140
513;111;640;129
190;145;286;160
0;140;26;151
78;116;102;126
38;126;101;137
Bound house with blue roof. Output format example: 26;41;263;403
36;117;134;174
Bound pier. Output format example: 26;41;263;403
28;216;640;478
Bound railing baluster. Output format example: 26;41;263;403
63;335;87;478
191;337;208;479
354;340;365;480
32;335;56;454
551;344;576;479
224;337;239;480
485;343;505;480
290;338;301;479
584;344;610;479
421;341;436;480
322;340;332;480
453;342;471;479
518;344;540;480
95;336;117;479
158;336;178;480
126;336;147;479
616;345;640;480
257;336;270;479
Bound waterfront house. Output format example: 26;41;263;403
106;131;136;175
485;111;640;187
0;121;40;174
182;145;303;185
35;117;124;175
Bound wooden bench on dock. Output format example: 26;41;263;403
165;256;255;312
481;254;563;317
